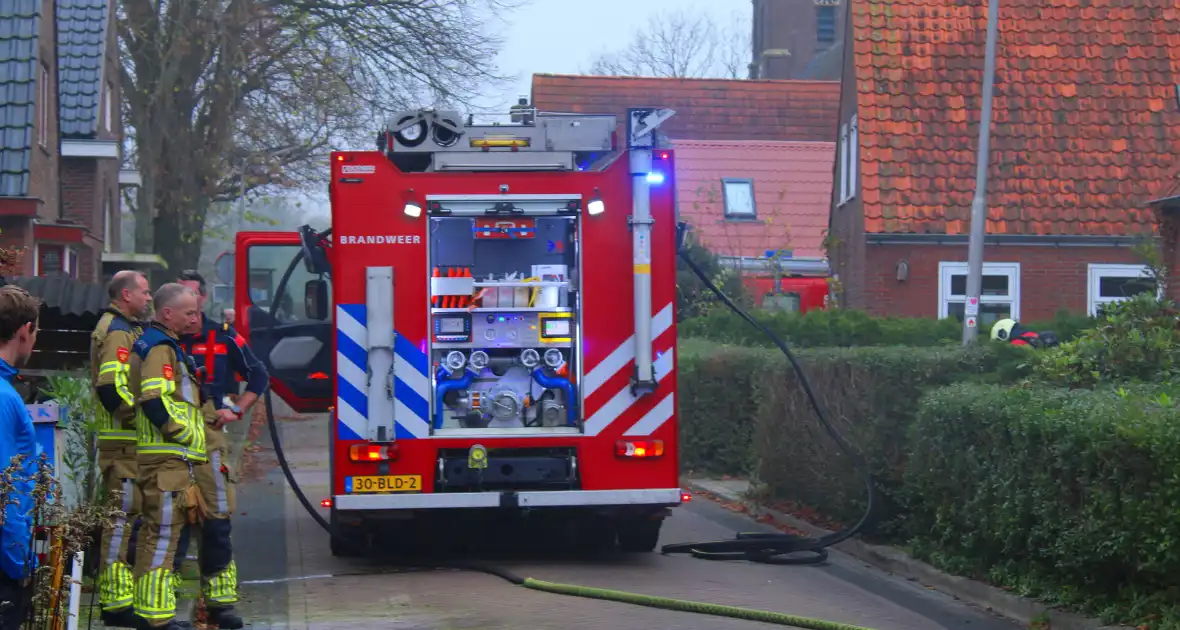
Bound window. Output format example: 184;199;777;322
35;244;75;277
103;195;112;252
1087;263;1158;316
938;261;1021;323
721;178;756;219
838;115;858;205
246;244;332;323
816;5;837;47
39;65;49;147
103;82;113;131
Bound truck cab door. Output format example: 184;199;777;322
234;231;333;413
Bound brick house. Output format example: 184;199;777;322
826;0;1179;323
750;0;847;80
531;74;838;262
0;0;130;283
0;0;61;273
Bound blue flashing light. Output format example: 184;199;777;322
646;171;666;185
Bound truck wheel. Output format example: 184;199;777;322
617;517;662;553
329;511;370;557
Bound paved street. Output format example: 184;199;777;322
228;407;1018;630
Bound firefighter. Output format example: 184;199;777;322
91;270;152;628
175;270;267;629
130;284;205;630
990;318;1061;348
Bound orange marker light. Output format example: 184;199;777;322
348;444;399;462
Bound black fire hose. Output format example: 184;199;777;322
253;225;879;630
659;244;876;565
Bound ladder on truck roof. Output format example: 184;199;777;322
377;103;675;173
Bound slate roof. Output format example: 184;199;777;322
675;140;835;259
852;0;1180;236
0;0;42;197
57;0;107;138
531;74;840;142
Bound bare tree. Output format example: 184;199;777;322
586;8;751;79
118;0;518;279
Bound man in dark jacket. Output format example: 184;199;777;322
0;286;42;629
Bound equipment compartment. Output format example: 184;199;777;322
427;215;581;434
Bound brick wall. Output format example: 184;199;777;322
863;242;1148;320
61;158;97;226
1156;207;1180;302
29;0;59;221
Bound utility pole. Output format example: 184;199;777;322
961;0;1001;345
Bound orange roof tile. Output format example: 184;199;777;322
531;74;841;142
674;140;836;258
852;0;1180;236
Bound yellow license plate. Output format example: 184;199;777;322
347;475;422;493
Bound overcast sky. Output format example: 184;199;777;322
293;0;749;218
475;0;750;113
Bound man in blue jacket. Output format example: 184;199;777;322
0;285;42;629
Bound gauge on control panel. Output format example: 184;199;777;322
433;313;472;343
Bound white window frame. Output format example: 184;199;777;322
33;244;74;277
721;177;756;219
39;65;49;147
103;82;113;131
937;261;1021;321
838;115;858;206
1086;263;1158;316
838;123;849;204
103;195;112;252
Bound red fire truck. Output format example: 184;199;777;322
234;107;685;555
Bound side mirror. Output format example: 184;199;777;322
305;279;329;320
299;225;332;276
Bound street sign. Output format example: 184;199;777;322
215;252;235;285
966;316;978;328
965;296;979;317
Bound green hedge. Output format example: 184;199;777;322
678;339;1014;533
679;307;1096;348
907;384;1180;624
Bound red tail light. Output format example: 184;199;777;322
348;443;400;462
320;498;333;508
681;492;692;502
615;440;665;458
308;372;329;380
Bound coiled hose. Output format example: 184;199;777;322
256;225;878;630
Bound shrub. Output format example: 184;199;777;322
680;307;1095;349
676;235;751;321
1034;293;1180;388
907;383;1180;625
677;339;1007;534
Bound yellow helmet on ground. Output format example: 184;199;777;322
990;318;1017;341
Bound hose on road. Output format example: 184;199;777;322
256;226;879;630
659;242;877;566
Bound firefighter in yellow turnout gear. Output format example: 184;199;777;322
91;270;153;628
176;270;266;629
130;284;204;630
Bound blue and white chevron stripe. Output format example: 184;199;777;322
335;304;431;440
